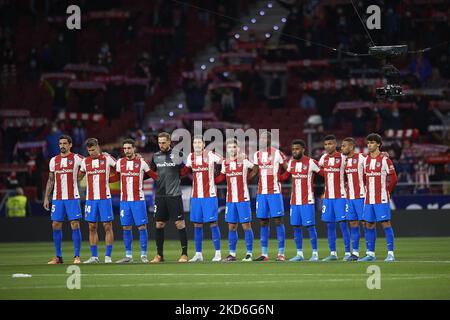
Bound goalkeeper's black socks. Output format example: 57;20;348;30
178;228;188;256
155;227;164;258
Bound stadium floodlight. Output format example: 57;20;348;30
265;33;271;38
169;112;174;117
259;10;265;16
242;25;249;31
209;57;215;63
267;2;273;8
234;33;240;39
273;25;279;31
251;18;257;24
281;17;287;23
200;64;206;70
178;103;183;109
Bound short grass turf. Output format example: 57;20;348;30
0;237;449;299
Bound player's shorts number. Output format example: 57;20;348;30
51;205;55;213
345;204;349;213
321;205;326;214
85;205;91;213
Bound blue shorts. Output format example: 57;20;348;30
120;201;147;226
346;198;365;221
84;199;114;223
225;201;252;224
256;194;284;219
190;197;219;223
290;204;315;227
363;203;391;222
51;199;82;222
321;198;347;222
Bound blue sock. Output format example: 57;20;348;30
244;229;254;254
276;224;286;255
228;230;238;254
307;226;318;251
72;228;81;257
339;222;351;253
327;222;337;252
365;227;376;253
293;227;303;251
210;225;221;251
105;245;113;257
53;229;62;257
363;226;369;251
123;229;132;256
90;245;98;257
260;225;269;256
194;226;203;253
384;226;394;251
351;226;360;253
139;229;148;256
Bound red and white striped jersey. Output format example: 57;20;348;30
287;156;320;205
363;155;396;204
319;152;347;199
116;157;150;201
185;151;222;198
253;147;286;194
344;153;366;200
221;158;254;203
80;154;116;200
49;153;83;200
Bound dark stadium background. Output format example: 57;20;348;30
0;0;449;240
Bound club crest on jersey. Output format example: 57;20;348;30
303;164;307;170
336;158;340;164
353;159;357;164
134;163;139;168
100;160;104;165
68;160;73;165
376;162;381;167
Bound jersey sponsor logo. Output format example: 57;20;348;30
121;171;141;177
227;171;244;177
259;164;274;169
345;168;358;173
86;169;106;175
366;172;382;177
292;173;309;179
54;169;74;174
156;162;177;167
192;166;209;172
324;167;341;173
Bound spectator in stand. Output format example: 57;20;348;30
351;108;368;137
221;88;235;122
408;53;432;86
426;68;448;88
98;42;113;69
215;4;232;52
53;33;70;71
380;106;402;132
72;121;86;156
43;79;68;119
299;92;316;111
26;47;40;82
45;123;63;158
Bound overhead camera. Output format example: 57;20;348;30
369;46;406;101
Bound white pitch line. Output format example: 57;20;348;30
1;276;450;291
2;273;450;277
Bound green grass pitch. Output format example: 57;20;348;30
0;237;449;299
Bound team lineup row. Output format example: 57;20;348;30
44;131;397;265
